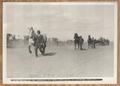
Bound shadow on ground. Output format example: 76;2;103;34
43;52;56;56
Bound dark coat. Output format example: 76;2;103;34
34;34;44;48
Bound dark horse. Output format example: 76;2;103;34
74;33;84;50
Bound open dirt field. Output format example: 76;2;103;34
6;41;114;78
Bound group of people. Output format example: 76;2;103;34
74;33;97;50
28;27;47;57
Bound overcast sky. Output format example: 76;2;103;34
3;2;117;41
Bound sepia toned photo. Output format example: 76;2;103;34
3;2;117;84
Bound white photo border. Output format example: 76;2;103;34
3;2;118;84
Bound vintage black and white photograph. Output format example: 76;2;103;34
3;2;117;84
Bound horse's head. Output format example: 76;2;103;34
28;27;36;39
28;27;34;33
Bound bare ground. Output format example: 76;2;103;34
7;43;114;78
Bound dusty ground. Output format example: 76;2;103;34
7;42;114;78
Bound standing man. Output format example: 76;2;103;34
74;33;79;50
87;35;92;48
79;36;84;50
92;37;96;48
34;30;44;57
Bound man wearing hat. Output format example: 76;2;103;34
34;30;44;57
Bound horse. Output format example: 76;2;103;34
28;27;47;56
74;33;84;50
28;27;36;54
95;39;110;46
96;37;110;46
87;36;110;48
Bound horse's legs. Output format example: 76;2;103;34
43;46;45;54
88;42;92;49
74;42;76;50
28;45;32;54
92;43;94;48
80;43;83;50
44;42;46;48
43;42;46;54
78;43;80;50
88;42;90;49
